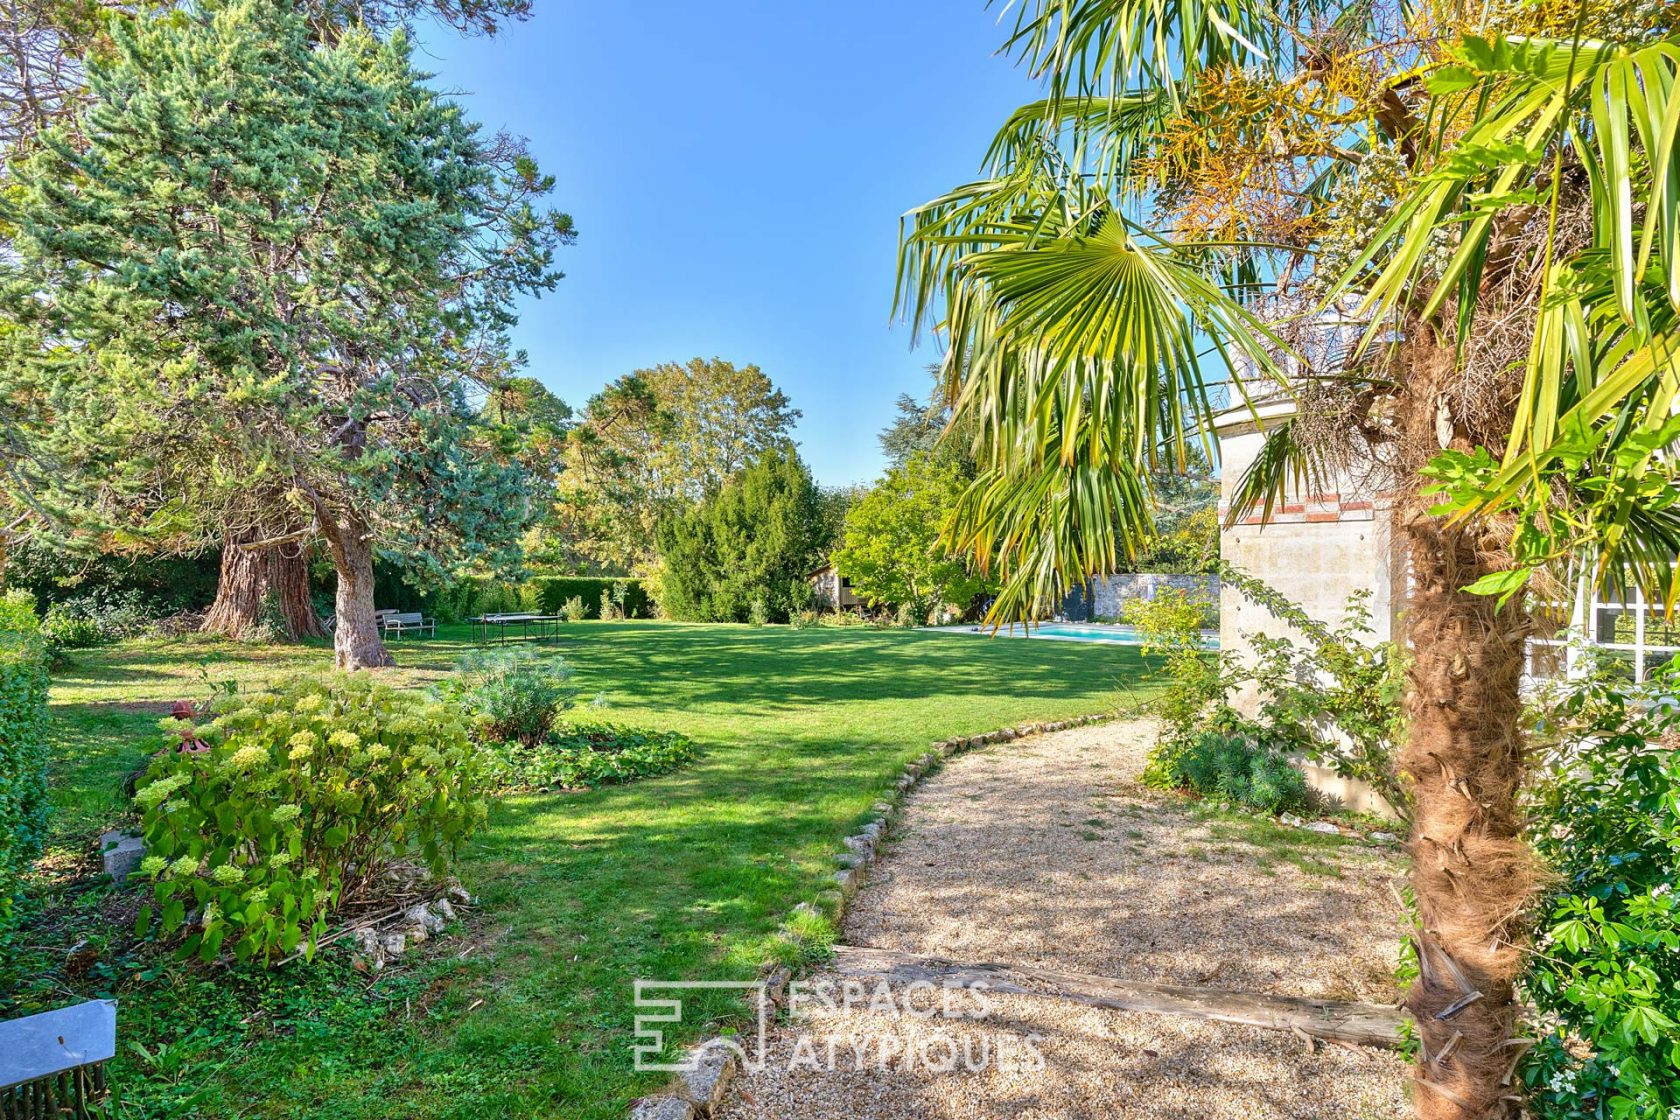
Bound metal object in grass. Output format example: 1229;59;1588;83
0;1000;116;1119
468;612;566;645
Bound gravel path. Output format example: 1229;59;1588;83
718;719;1413;1120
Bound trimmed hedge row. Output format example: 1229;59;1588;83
380;573;652;624
526;577;651;620
0;592;49;939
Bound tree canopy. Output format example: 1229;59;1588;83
656;444;824;623
0;0;573;666
832;453;991;621
555;357;800;572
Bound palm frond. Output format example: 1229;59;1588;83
995;0;1288;111
1223;416;1325;528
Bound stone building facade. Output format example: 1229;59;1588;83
1213;391;1405;816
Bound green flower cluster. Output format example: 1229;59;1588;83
132;673;489;965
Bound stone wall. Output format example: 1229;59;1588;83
1084;572;1219;621
1215;397;1404;820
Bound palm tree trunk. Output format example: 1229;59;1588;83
1397;338;1534;1120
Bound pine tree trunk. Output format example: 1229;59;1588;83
1397;339;1533;1120
201;538;325;641
322;512;393;670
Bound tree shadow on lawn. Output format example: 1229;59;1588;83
555;624;1154;712
26;623;1157;1119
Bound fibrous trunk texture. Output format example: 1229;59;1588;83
1397;336;1534;1120
201;538;325;641
1402;512;1532;1119
321;512;393;671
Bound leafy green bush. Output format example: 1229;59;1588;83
748;597;769;627
815;610;869;628
445;648;578;748
1170;731;1310;814
42;588;159;646
1225;571;1409;819
1521;654;1680;1120
40;608;105;650
133;675;489;964
790;608;818;630
532;576;647;619
560;595;588;623
598;587;621;621
1125;590;1233;786
486;722;697;790
0;593;49;942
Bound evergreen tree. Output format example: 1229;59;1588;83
656;445;824;623
0;1;574;667
877;362;977;474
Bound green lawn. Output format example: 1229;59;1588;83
20;621;1158;1119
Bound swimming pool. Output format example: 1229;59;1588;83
942;622;1220;649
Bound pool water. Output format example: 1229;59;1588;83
966;622;1220;649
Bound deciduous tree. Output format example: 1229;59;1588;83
555;357;800;572
833;454;990;621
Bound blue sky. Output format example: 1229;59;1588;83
417;1;1040;488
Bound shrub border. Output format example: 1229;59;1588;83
625;712;1112;1120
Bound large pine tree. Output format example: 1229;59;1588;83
0;0;574;667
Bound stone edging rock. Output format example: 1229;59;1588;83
625;713;1112;1120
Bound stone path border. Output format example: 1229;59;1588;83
625;715;1110;1120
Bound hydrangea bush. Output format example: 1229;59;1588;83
1523;655;1680;1119
133;674;488;964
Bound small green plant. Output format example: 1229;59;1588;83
133;674;489;964
39;589;159;652
1123;590;1232;785
1227;571;1410;819
245;590;289;644
597;588;617;621
1171;731;1310;815
0;590;38;633
790;608;818;630
1520;652;1680;1120
485;722;698;790
445;648;578;747
560;595;588;623
40;608;104;651
748;597;770;627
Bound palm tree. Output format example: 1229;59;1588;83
899;3;1680;1116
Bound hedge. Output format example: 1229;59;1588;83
0;593;49;940
373;571;652;624
527;577;651;620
